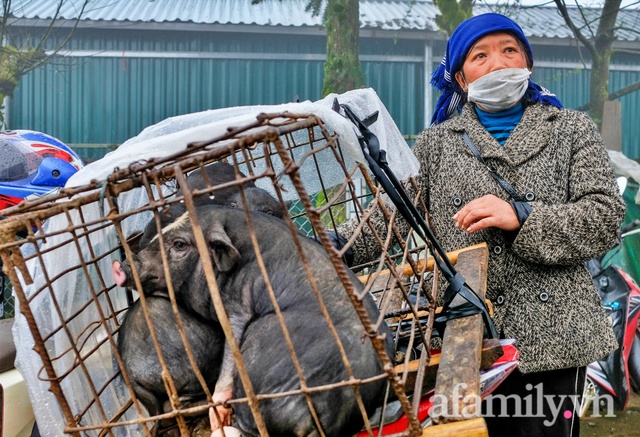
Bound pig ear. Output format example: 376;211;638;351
206;223;240;272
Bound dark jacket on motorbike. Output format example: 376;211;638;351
341;102;625;374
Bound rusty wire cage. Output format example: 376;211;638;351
0;98;444;437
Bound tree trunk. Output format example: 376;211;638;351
589;51;611;127
322;0;363;96
588;0;620;127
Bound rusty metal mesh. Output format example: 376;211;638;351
0;112;439;437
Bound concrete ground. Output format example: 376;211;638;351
581;391;640;436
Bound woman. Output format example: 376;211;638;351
342;12;625;436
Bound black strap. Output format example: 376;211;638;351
337;102;498;339
462;133;524;202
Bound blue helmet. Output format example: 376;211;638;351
0;130;84;211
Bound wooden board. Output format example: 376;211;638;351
394;339;503;395
358;243;487;284
430;244;489;425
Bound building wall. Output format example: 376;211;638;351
8;27;640;160
11;28;429;160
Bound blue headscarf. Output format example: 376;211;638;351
430;13;562;126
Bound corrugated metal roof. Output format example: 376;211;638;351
5;0;640;40
360;1;439;30
486;3;640;41
8;0;317;26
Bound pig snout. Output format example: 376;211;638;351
112;260;130;287
113;251;166;291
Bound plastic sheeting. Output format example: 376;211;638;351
13;205;138;437
11;88;418;436
66;88;419;189
608;150;640;204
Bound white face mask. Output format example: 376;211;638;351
466;68;531;112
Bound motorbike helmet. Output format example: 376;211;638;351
0;130;84;211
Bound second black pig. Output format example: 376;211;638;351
178;161;255;206
177;162;285;219
117;295;224;434
122;206;393;436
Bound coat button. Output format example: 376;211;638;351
539;292;550;302
496;295;505;305
453;197;463;207
525;192;535;201
493;245;503;255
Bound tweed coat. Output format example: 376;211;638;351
343;102;625;374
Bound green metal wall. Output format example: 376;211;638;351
8;27;640;161
14;56;326;143
533;66;640;157
10;28;427;162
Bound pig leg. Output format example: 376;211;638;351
209;389;233;430
129;383;165;436
132;383;163;418
209;313;250;431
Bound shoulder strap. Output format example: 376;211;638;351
462;133;524;201
336;102;498;340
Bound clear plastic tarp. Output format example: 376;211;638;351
67;88;419;188
608;149;640;204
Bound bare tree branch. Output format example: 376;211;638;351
609;79;640;101
1;0;90;127
613;48;640;56
572;0;597;39
27;1;90;75
553;0;596;55
575;78;640;111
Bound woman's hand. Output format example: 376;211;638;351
453;194;520;232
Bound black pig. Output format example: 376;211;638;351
180;162;285;219
226;186;283;219
122;206;393;436
113;163;285;434
117;295;224;433
179;161;256;206
145;163;285;247
113;164;286;282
